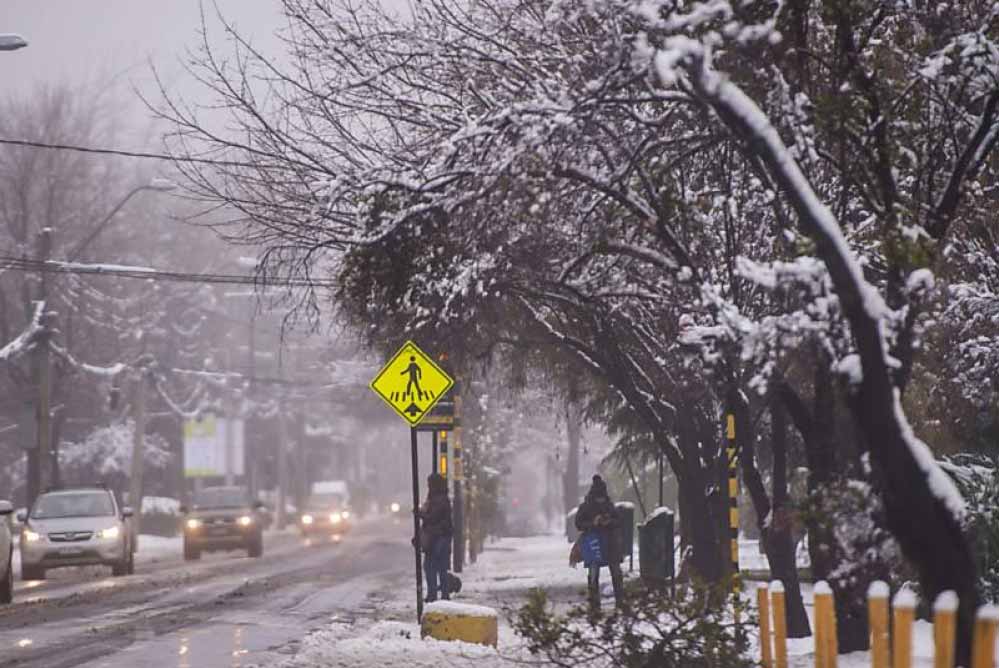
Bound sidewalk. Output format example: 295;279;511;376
258;533;591;668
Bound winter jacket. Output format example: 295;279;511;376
420;494;454;550
575;492;622;563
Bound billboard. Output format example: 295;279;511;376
183;415;244;478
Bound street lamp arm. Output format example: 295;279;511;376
67;180;174;261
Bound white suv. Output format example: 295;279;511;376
0;499;13;603
18;487;134;580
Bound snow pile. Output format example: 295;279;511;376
141;496;180;515
425;600;497;618
257;620;508;668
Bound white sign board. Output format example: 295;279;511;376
183;415;244;478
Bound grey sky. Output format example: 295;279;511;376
2;1;285;91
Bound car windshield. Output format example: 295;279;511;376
307;494;344;510
31;492;115;519
193;488;248;509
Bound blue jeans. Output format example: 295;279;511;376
423;535;452;601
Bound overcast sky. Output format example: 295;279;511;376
1;1;297;146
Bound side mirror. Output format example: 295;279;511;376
122;506;134;518
178;505;188;515
16;511;27;523
0;500;12;515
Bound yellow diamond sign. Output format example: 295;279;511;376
370;341;454;426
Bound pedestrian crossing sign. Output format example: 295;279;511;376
369;341;454;426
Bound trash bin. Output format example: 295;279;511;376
566;506;580;543
639;506;674;587
615;502;635;571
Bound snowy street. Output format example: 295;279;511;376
0;517;412;668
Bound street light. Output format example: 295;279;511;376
0;34;28;52
68;178;177;261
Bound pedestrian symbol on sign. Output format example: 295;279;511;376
370;341;454;426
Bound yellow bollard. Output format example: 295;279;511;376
933;591;958;668
972;605;999;668
758;584;773;668
814;581;832;668
827;584;838;667
771;580;788;668
868;581;890;668
893;589;917;668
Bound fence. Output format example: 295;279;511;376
757;580;999;668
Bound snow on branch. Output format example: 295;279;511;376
49;343;127;378
0;301;45;362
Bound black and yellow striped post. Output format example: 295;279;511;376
439;430;449;479
727;413;739;584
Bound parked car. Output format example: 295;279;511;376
18;486;135;580
1;499;13;603
180;486;264;560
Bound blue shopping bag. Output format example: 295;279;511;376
580;530;607;568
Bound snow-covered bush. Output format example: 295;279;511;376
59;421;171;484
514;585;753;668
940;455;999;602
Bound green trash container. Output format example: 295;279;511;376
615;502;635;571
639;506;674;587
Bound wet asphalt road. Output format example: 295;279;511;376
0;516;412;668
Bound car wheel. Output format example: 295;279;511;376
0;552;12;604
21;564;44;581
247;534;263;558
183;539;201;561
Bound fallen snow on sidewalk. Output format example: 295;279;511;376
260;534;577;668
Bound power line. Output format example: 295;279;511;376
0;137;264;169
0;255;335;289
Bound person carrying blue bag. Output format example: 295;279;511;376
574;475;624;612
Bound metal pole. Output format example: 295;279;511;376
411;427;424;620
431;430;438;474
452;394;464;573
128;369;148;544
657;449;664;507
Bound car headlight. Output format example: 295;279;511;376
98;526;120;540
330;512;342;524
186;519;202;530
390;502;401;513
301;514;314;525
341;511;350;519
22;529;42;543
238;515;253;527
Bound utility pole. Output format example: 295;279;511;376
224;385;236;487
276;389;289;530
27;228;54;508
128;365;149;542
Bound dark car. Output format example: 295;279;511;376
181;486;264;560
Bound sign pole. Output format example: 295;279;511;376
411;426;424;621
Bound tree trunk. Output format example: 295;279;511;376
766;396;811;638
735;389;811;638
563;382;582;515
677;455;724;584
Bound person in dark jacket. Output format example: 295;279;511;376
419;473;453;602
575;474;624;611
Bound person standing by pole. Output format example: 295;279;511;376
575;475;624;612
419;472;453;602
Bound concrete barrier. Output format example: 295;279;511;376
421;601;498;647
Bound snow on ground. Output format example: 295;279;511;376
252;531;994;668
